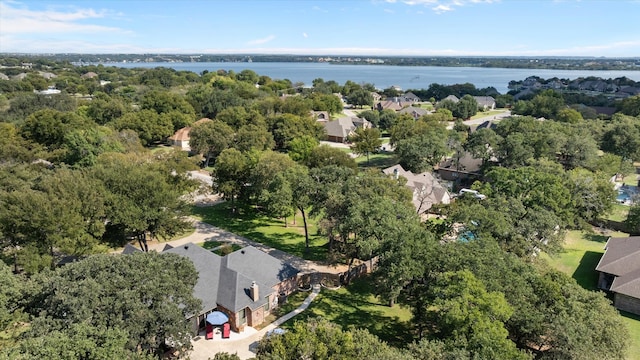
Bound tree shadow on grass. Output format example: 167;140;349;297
283;278;414;347
582;233;610;243
572;251;603;290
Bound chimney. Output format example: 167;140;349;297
250;281;259;302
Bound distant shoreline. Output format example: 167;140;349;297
2;53;638;71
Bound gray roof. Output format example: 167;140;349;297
383;164;450;213
163;243;299;314
596;237;640;298
164;244;222;315
473;96;496;107
122;243;143;254
323;117;355;139
596;237;640;277
398;106;430;118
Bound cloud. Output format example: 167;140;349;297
432;4;453;13
384;8;395;13
389;0;498;13
303;32;308;38
247;35;276;45
0;2;126;34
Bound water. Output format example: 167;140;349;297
110;61;640;94
617;185;638;205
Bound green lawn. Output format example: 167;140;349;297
199;241;242;256
469;109;506;120
355;152;397;169
608;204;631;223
542;230;640;359
281;278;413;347
191;203;327;261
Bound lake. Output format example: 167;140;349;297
111;61;640;94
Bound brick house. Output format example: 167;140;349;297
162;243;299;333
596;236;640;315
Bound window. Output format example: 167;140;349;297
240;308;247;325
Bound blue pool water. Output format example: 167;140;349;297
617;186;638;204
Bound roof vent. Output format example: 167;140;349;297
184;245;189;250
241;250;245;254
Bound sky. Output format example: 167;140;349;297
1;0;639;57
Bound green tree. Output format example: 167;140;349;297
21;109;89;149
256;318;412;360
454;95;478;119
111;109;173;146
556;108;584;123
601;114;640;161
213;148;249;208
626;204;640;235
235;123;275;153
288;135;319;163
188;120;235;167
346;88;374;108
62;126;126;167
396;131;448;173
422;270;530;360
93;153;191;250
306;144;358;170
260;172;294;226
568;168;616;224
349;127;382;165
21;252;200;357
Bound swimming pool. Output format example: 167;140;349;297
617;185;638;205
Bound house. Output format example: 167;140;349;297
401;92;421;103
398;106;430;120
168;118;212;150
383;164;451;215
323;116;371;143
376;99;406;111
437;152;483;182
473;96;496;111
161;243;300;333
441;95;459;103
81;72;99;79
311;111;330;122
596;236;640;315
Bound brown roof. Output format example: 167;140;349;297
168;127;191;142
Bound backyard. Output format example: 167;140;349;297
190;203;327;261
280;278;413;347
542;230;640;359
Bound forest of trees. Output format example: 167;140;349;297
0;56;639;359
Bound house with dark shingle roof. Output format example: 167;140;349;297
161;243;299;333
596;236;640;315
322;116;371;143
398;106;430;120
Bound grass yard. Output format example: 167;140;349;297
355;152;397;169
608;204;631;223
191;203;327;261
470;109;506;120
542;229;640;359
280;278;413;347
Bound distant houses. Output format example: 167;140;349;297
167;118;212;150
322;116;371;143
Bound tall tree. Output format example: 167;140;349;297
188;120;235;167
20;252;200;357
349;127;382;165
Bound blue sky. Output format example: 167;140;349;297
1;0;639;56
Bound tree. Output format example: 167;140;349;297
212;148;249;208
601;115;640;161
270;113;324;151
454;95;478;119
234;123;275;153
20;252;200;357
568;168;616;224
306;144;358;170
256;318;412;360
93;153;192;250
286;165;315;253
626;204;640;235
21;109;89;149
357;109;380;127
188;120;235;167
346;88;374;108
287;135;319;163
464;128;500;166
260;173;294;226
62;126;126;167
111;109;174;146
350;127;382;165
556;108;584;123
421;270;530;360
395;132;448;173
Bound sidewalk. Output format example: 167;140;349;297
190;284;321;360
